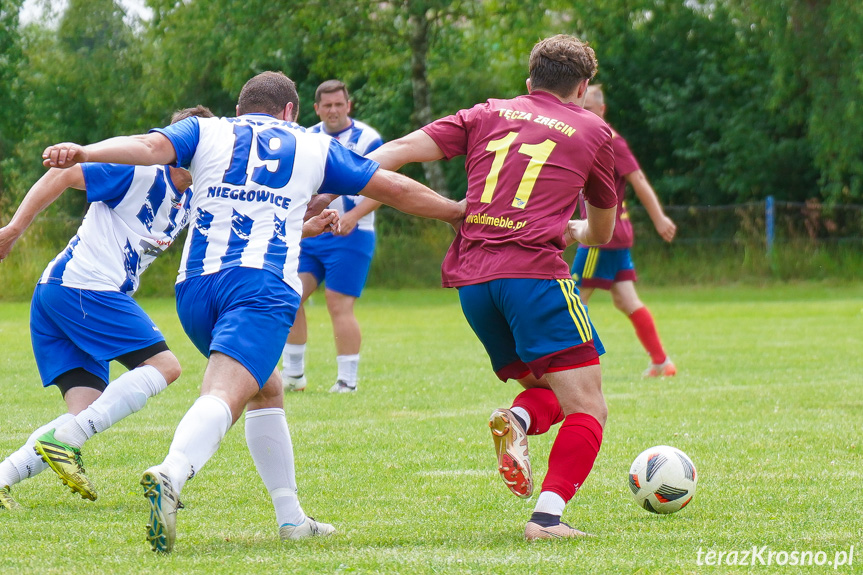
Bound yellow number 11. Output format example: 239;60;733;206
480;132;556;209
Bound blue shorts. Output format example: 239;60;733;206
29;283;165;387
298;229;375;297
175;267;300;388
571;247;638;289
458;278;604;382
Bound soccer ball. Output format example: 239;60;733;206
628;445;697;514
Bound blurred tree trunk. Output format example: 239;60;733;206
408;10;450;197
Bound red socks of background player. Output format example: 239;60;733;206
629;306;667;364
541;412;603;501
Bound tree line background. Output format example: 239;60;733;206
0;0;861;295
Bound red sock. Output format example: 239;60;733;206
540;413;603;502
629;306;667;364
512;388;563;435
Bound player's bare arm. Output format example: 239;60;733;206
360;169;464;230
626;169;676;242
0;166;86;261
43;133;178;169
567;202;616;246
304;193;338;221
367;130;445;171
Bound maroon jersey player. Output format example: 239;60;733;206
570;84;677;378
370;34;617;540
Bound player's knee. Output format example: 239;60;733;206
614;296;642;315
153;352;182;384
592;400;608;428
325;291;355;315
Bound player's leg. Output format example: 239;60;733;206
610;278;675;377
32;373;106;500
142;351;245;553
487;375;565;497
0;353;107;506
525;362;606;540
458;282;536;498
502;277;606;539
31;287;178;499
0;411;76;509
283;272;320;391
52;346;181;450
508;377;564;439
142;268;301;552
26;285;120;500
245;369;334;540
322;232;374;393
324;289;361;392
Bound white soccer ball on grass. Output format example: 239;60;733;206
628;445;697;514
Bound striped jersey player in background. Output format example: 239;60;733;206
41;71;464;553
0;106;213;510
282;79;385;393
369;35;618;540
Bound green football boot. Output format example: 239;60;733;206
33;429;97;501
0;485;21;510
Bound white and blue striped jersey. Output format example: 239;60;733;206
39;164;190;294
308;118;383;231
154;114;379;295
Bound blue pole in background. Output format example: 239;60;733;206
765;195;774;256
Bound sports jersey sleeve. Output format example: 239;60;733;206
583;137;617;209
421;107;474;159
363;137;384;154
81;163;136;207
318;138;380;195
150;116;201;169
612;134;641;177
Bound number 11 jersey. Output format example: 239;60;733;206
422;90;617;288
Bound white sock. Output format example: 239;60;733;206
534;491;566;516
511;406;531;432
0;413;74;487
282;343;306;377
336;354;359;387
245;408;305;526
54;365;168;448
160;394;233;493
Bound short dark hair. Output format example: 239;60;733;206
237;71;299;116
170;105;215;124
528;35;598;97
314;79;349;104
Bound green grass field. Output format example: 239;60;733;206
1;284;861;574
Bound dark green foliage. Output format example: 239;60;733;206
1;0;861;284
0;0;24;212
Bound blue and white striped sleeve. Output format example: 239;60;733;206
81;163;136;208
318;138;380;196
150;116;201;169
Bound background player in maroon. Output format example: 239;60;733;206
369;34;617;539
570;84;678;377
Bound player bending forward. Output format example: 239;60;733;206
369;35;617;540
0;107;212;508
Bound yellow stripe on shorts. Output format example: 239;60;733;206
583;247;600;279
556;279;592;341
